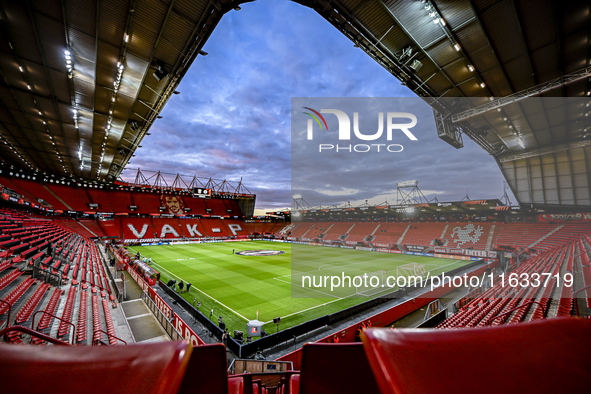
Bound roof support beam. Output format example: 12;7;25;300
452;66;591;122
498;140;591;163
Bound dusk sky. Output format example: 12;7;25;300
121;0;511;210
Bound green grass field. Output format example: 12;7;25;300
129;241;470;335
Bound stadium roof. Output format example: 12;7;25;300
0;0;589;207
0;0;249;184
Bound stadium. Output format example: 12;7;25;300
0;0;590;393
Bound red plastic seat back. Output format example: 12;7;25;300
229;373;253;394
362;318;591;394
288;374;300;394
0;341;191;394
252;380;262;394
228;376;244;394
298;343;380;394
178;343;229;394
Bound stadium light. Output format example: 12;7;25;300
292;194;302;199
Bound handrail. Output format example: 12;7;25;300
488;301;545;325
92;329;127;345
32;310;76;345
574;248;591;260
0;325;70;346
573;284;591;317
0;298;12;328
33;264;62;288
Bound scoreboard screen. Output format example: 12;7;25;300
192;187;211;199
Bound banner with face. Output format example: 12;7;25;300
160;194;186;215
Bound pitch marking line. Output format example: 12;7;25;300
317;257;409;271
151;262;250;322
273;276;343;299
262;284;366;324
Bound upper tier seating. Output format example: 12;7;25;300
400;222;446;246
492;223;556;249
45;184;89;211
371;223;409;246
322;223;354;241
1;176;244;217
287;223;311;239
346;222;381;243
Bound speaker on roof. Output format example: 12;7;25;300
410;59;423;72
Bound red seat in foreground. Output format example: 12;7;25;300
0;341;192;394
362;318;591;394
298;343;380;394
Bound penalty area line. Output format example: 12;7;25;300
151;262;250;322
273;277;343;299
262;292;355;325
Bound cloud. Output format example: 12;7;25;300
121;0;512;211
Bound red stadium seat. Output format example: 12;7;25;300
361;318;591;394
177;343;229;394
297;343;380;394
288;374;300;394
0;341;192;394
228;374;253;394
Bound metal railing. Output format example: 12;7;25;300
141;291;184;342
0;299;12;328
489;301;545;325
92;329;127;345
423;299;445;322
574;284;591;317
0;325;69;346
32;310;76;345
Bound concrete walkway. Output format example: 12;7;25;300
118;270;169;343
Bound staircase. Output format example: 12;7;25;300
397;224;411;244
438;224;449;244
485;224;496;251
76;220;97;237
277;223;295;238
370;224;381;235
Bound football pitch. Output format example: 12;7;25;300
129;241;470;334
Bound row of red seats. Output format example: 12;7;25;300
0;269;22;291
437;246;565;328
101;298;118;345
0;277;36;315
76;290;88;343
14;283;50;325
36;288;63;331
91;294;102;344
57;287;77;338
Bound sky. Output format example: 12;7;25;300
121;0;511;211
